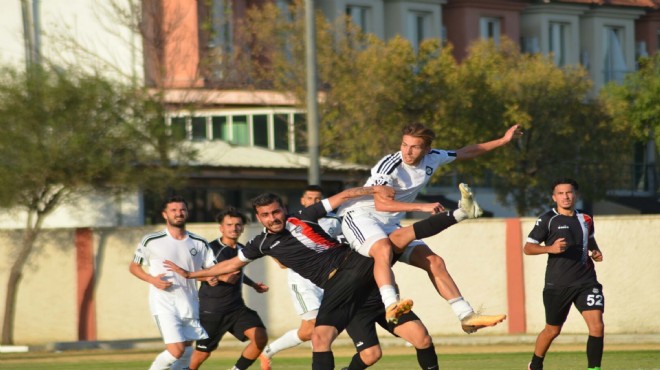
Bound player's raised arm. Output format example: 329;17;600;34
455;124;522;161
373;190;445;214
325;185;395;210
164;256;247;279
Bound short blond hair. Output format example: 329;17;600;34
402;123;436;147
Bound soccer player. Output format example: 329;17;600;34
129;195;215;370
524;178;605;370
338;122;520;329
164;186;468;370
190;207;269;370
259;185;341;370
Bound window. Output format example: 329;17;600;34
274;114;290;151
407;11;432;52
171;117;187;140
209;0;233;54
603;26;627;83
480;17;501;44
549;22;567;66
231;115;249;145
168;110;304;151
253;115;269;148
346;5;370;33
294;113;307;153
212;116;228;141
191;117;207;140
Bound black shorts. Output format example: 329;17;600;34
315;252;377;333
345;290;420;352
196;306;265;352
543;283;605;326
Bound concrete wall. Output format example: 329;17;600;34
1;215;659;344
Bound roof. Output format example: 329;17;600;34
185;140;369;172
556;0;660;8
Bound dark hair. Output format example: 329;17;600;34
251;193;284;211
402;123;436;147
303;184;324;195
161;195;188;211
216;207;247;224
551;178;579;192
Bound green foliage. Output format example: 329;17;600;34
233;4;638;215
0;66;191;212
601;53;660;148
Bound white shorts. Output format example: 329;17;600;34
341;210;425;258
288;269;323;320
153;313;208;344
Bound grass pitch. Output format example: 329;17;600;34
1;344;659;369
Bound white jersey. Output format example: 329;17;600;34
338;149;457;224
133;229;215;319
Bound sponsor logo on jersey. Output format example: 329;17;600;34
293;225;302;233
425;166;433;175
558;225;569;229
356;341;364;347
190;248;198;256
271;241;281;249
593;288;599;294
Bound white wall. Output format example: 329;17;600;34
0;0;142;82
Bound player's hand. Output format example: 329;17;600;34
420;202;445;214
591;249;603;262
503;124;523;143
207;276;219;286
253;282;269;293
163;260;190;279
151;273;173;290
548;238;567;254
218;270;240;284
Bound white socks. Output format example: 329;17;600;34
149;349;178;370
453;208;468;222
449;297;474;320
262;329;304;358
380;285;399;308
171;345;193;370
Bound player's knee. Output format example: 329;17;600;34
360;346;382;365
298;326;314;341
543;325;562;338
589;321;604;336
412;334;433;349
370;239;393;258
252;327;268;349
427;254;447;272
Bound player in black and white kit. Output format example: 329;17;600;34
524;178;604;370
190;208;268;370
339;122;519;330
129;195;216;370
165;186;466;370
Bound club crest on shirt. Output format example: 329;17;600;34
190;248;198;256
293;225;302;234
426;166;433;175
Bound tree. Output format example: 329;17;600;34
240;3;636;215
439;39;635;215
600;53;660;193
0;65;193;344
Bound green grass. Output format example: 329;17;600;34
2;349;659;370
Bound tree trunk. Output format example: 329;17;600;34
1;223;39;345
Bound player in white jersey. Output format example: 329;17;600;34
130;195;216;370
259;185;342;370
339;122;521;331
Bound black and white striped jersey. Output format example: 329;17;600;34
338;149;457;222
